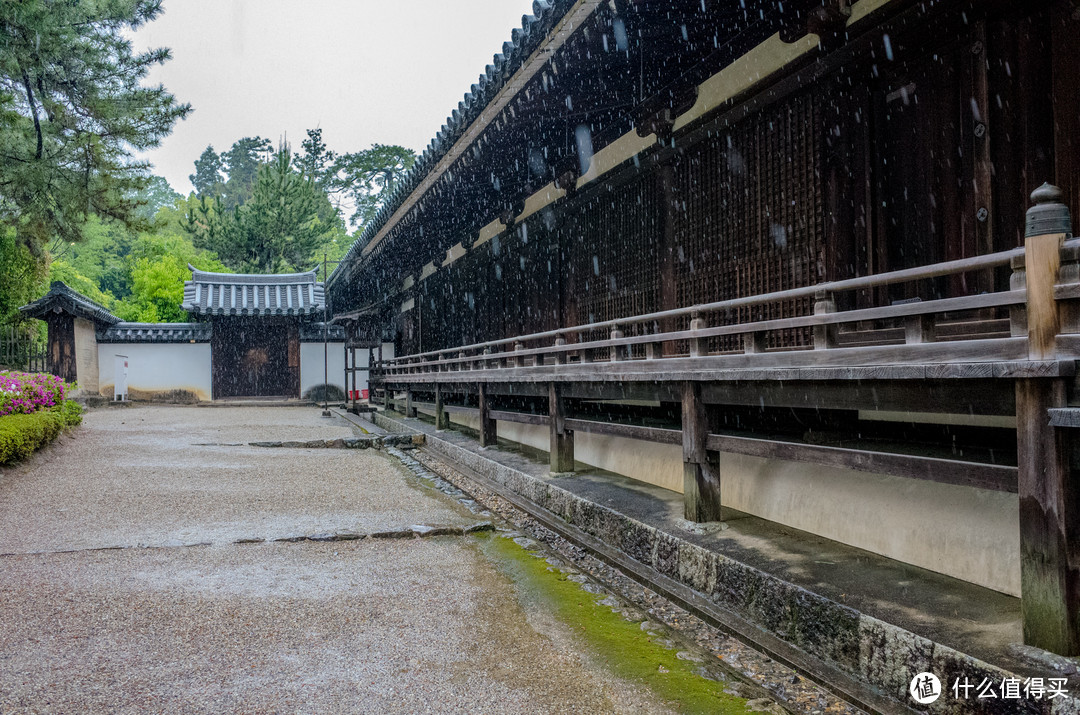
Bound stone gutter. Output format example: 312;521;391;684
372;410;1080;715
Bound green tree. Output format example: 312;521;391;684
115;233;226;322
0;0;190;256
219;136;271;210
295;128;336;189
133;175;181;222
330;144;416;228
189;146;224;198
184;145;333;273
0;226;48;323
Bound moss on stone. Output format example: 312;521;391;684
480;533;758;714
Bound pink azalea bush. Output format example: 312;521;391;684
0;371;67;417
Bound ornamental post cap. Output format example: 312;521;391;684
1026;182;1072;238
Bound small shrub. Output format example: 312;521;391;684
0;371;67;416
0;400;81;465
304;384;345;402
55;399;82;427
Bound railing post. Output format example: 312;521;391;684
1024;185;1066;361
434;383;449;431
681;381;722;522
554;334;567;365
689;310;707;357
904;315;934;345
1015;183;1078;656
646;320;663;360
813;291;837;349
549;382;574;473
514;341;526;368
478;382;497;447
743;331;767;354
405;388;416;418
1011;253;1028;337
610;324;625;361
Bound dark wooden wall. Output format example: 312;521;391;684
391;0;1077;357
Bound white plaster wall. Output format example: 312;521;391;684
419;407;1020;596
300;342;346;396
97;343;212;401
73;318;99;394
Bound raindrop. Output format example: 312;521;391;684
770;224;789;249
592;255;600;276
882;34;894;61
575;124;594;176
613;18;628;51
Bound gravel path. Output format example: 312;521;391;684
0;407;471;552
0;406;674;713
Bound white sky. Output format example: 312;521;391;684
131;0;539;195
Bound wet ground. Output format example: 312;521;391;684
0;405;753;713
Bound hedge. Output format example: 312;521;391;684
0;401;83;465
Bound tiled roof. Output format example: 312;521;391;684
182;266;326;316
19;282;121;326
329;0;571;284
98;322;212;344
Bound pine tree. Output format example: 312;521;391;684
189;146;224;198
0;0;190;254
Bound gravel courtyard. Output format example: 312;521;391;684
0;406;677;713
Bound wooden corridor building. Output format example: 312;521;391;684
326;0;1080;657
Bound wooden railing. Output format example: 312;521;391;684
374;236;1080;380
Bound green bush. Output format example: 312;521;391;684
0;400;82;465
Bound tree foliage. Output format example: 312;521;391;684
189;145;224;198
0;0;190;254
183;145;339;274
330;144;416;228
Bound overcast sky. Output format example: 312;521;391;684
131;0;538;195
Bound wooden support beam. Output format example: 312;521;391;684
405;389;416;418
434;384;449;430
549;382;574;473
1016;378;1079;655
478;383;497;447
681;381;722;523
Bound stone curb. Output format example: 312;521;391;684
373;412;1080;715
248;434;424;450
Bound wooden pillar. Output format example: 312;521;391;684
1016;183;1078;655
681;382;722;523
1016;378;1079;655
434;383;449;430
478;383;497;447
549;383;574;473
405;388;416;418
